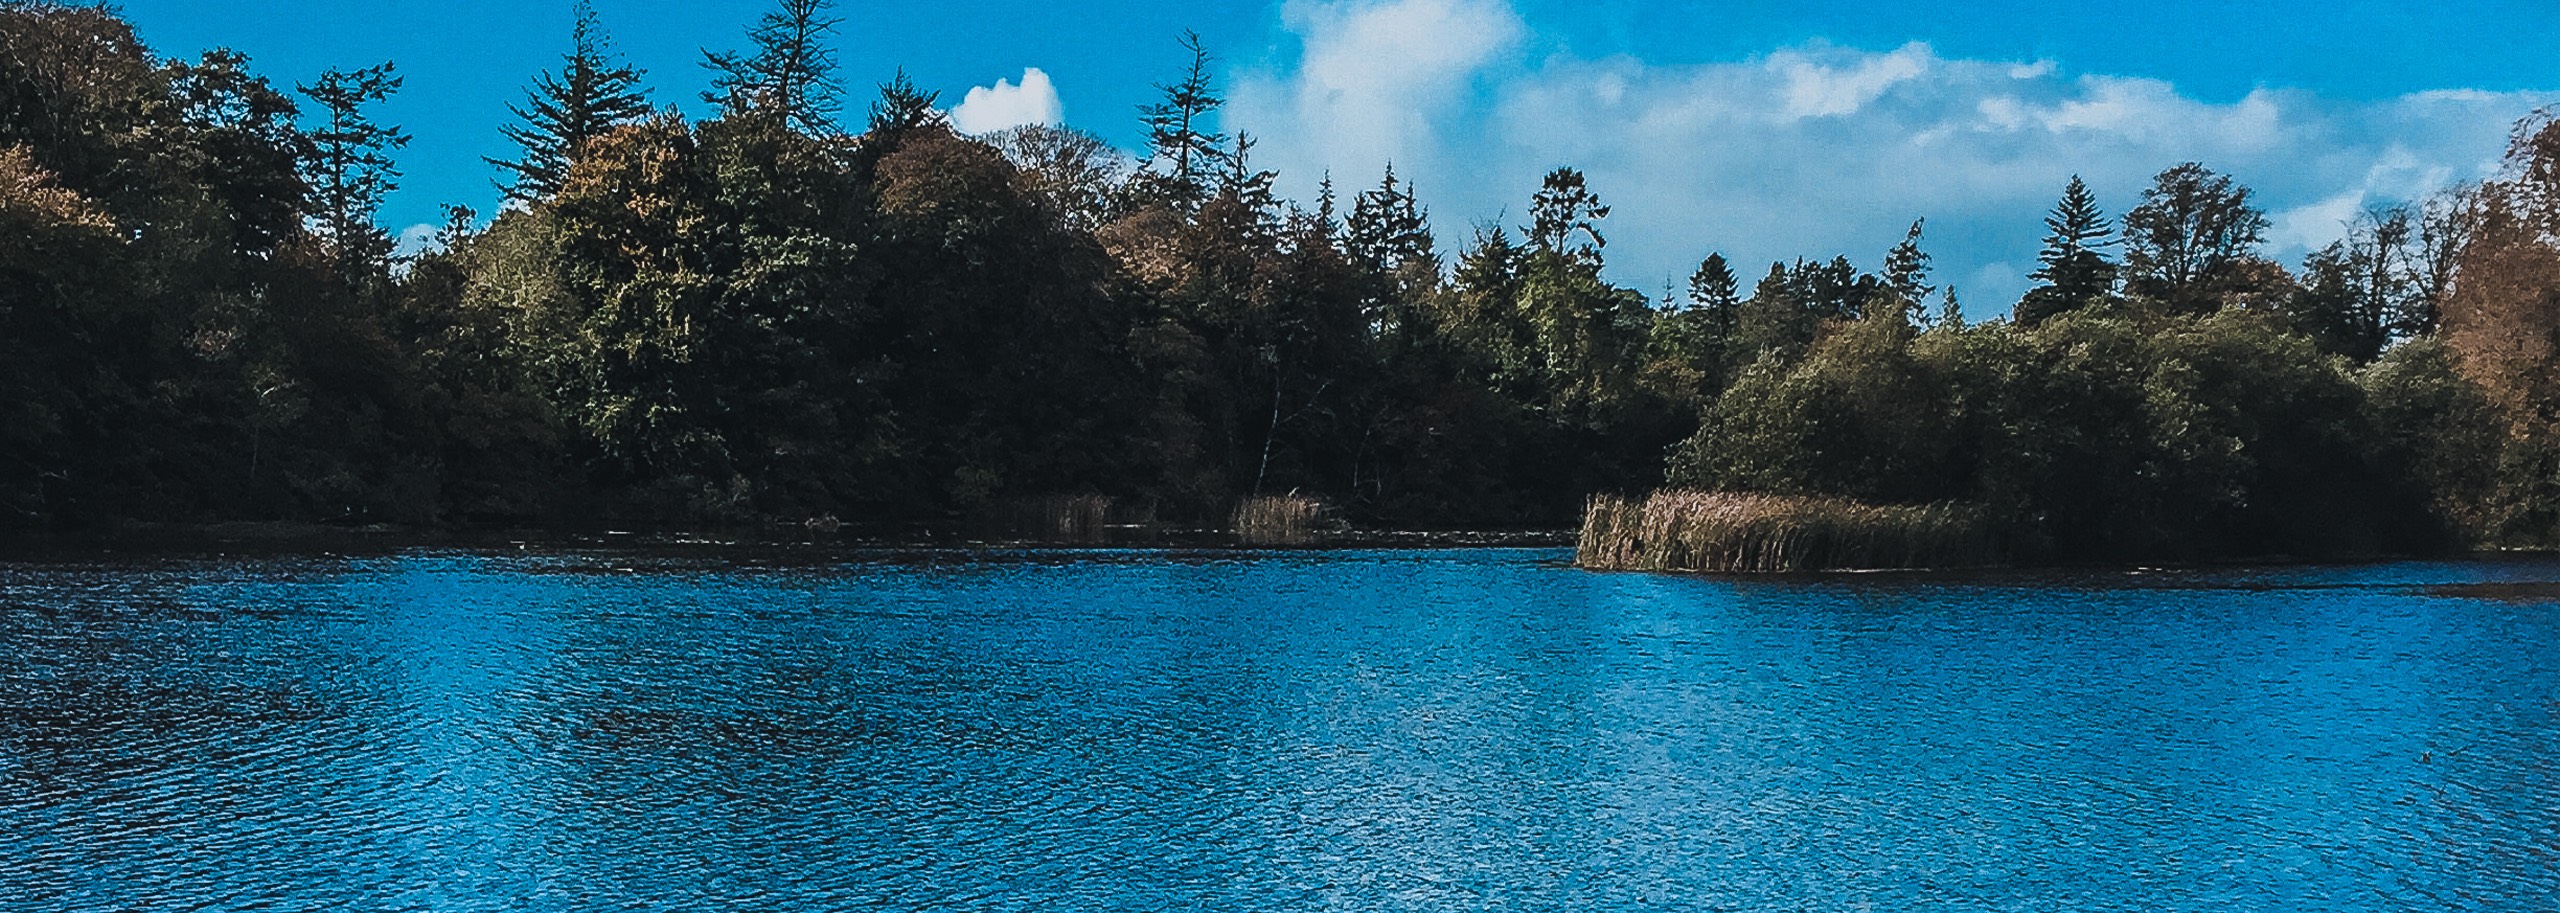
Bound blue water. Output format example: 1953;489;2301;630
2;548;2557;911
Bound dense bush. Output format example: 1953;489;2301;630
1668;311;2443;562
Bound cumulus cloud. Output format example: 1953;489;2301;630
950;68;1064;135
1230;0;1521;187
1229;0;2553;314
1773;42;1931;119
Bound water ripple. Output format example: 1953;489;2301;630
0;551;2557;910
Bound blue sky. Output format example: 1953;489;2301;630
115;0;2560;313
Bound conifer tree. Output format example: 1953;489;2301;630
1313;172;1339;237
704;0;842;135
1219;132;1277;217
1683;252;1742;367
491;0;651;202
1346;163;1433;273
299;62;408;279
2018;175;2116;323
1527;167;1609;265
1687;253;1737;310
1136;30;1227;205
1880;218;1933;322
862;69;944;155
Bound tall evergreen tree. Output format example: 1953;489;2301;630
491;0;651;202
1879;218;1933;322
859;68;944;159
1344;164;1435;342
704;0;841;135
1135;29;1227;205
298;62;407;280
1526;166;1609;266
1673;251;1743;379
1218;132;1278;217
2019;175;2117;324
1687;252;1739;313
1345;163;1433;273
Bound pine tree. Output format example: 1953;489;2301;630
1686;252;1738;312
1219;132;1277;216
491;0;650;202
1526;167;1609;265
704;0;842;135
864;69;944;145
298;62;408;279
1879;218;1933;322
1346;163;1433;273
1135;30;1228;205
1313;171;1339;238
2019;175;2117;324
1685;252;1741;364
1931;286;1964;330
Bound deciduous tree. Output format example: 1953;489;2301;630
2121;162;2269;313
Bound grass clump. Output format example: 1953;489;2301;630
1578;490;2000;573
990;493;1147;542
1232;494;1328;547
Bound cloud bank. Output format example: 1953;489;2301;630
1227;0;2552;313
951;67;1065;135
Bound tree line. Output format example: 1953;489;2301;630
7;0;2560;559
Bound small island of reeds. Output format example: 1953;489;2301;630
1577;491;1999;572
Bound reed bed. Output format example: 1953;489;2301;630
1232;493;1328;547
995;493;1137;542
1578;490;2001;573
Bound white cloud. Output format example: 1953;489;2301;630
1230;0;1521;185
1230;0;2555;316
2269;190;2367;253
949;68;1064;135
1772;42;1932;119
394;223;441;258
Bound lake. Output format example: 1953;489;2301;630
3;547;2556;911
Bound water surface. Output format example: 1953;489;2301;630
3;548;2556;911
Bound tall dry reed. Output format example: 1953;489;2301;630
1232;493;1327;547
991;493;1135;542
1579;490;2000;572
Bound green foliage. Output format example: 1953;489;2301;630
2358;339;2504;543
491;0;650;202
2286;207;2420;361
1671;310;2436;561
1526;166;1609;266
2121;162;2272;314
1877;219;1934;322
2019;175;2116;324
704;0;842;135
298;62;407;280
1133;30;1228;208
15;0;2560;561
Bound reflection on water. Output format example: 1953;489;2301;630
2;549;2557;911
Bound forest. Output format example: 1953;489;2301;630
9;0;2560;562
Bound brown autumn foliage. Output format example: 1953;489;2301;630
2445;111;2560;431
0;144;113;239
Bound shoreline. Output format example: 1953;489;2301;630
0;520;1580;558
